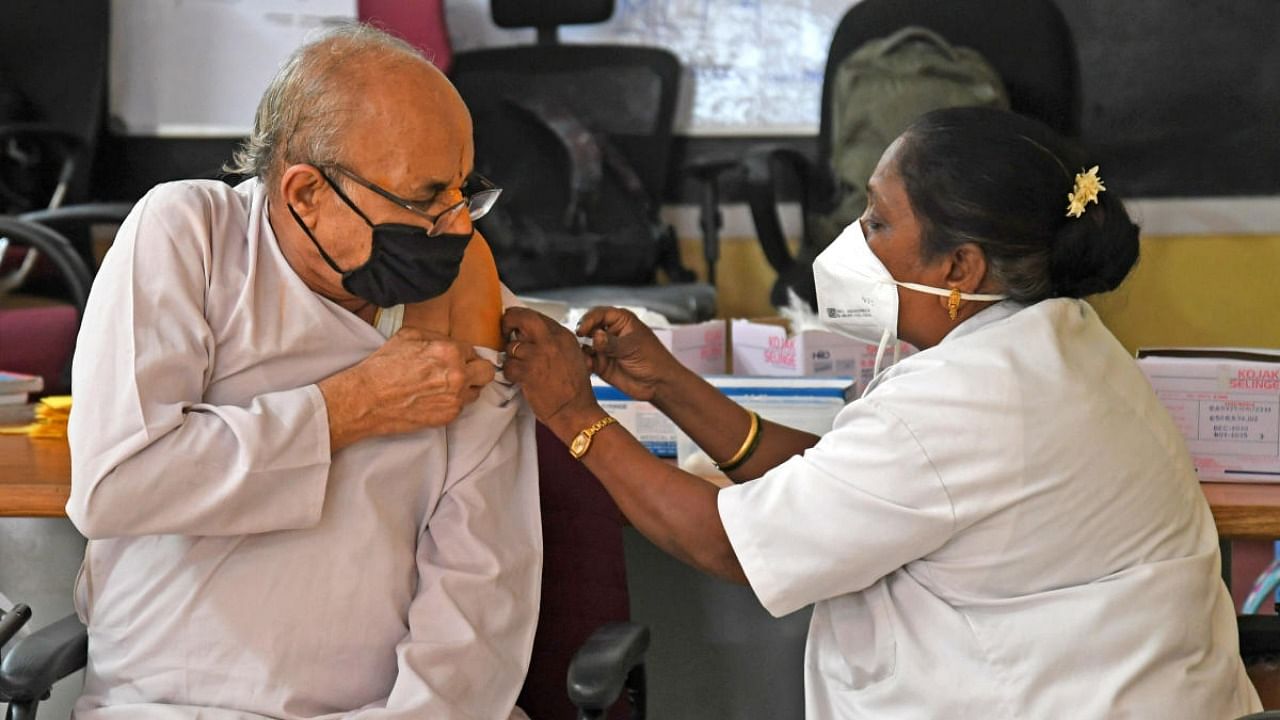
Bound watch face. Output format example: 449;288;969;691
570;433;590;458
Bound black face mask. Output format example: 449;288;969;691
288;174;471;308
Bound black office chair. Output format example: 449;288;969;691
0;1;108;215
742;0;1080;308
0;604;86;720
1;607;645;720
0;2;123;331
1;425;649;720
18;202;134;277
451;0;717;323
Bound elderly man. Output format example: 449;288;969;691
65;24;541;719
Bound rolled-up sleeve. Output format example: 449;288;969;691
66;184;332;539
718;400;955;617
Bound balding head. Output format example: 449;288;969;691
226;23;447;190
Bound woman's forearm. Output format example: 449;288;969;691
544;405;748;584
649;364;821;482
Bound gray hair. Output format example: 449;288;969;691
224;23;429;188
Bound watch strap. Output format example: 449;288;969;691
570;415;618;459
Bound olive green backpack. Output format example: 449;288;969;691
808;26;1011;275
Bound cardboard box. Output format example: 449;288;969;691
593;373;859;461
851;340;917;392
592;376;679;457
653;319;725;376
676;375;859;477
731;319;861;377
1137;348;1280;482
730;318;914;388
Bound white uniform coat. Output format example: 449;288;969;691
719;299;1260;719
66;179;541;719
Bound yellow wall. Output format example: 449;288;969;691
1089;234;1280;353
684;233;1280;354
678;236;780;319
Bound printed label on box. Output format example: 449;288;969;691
654;320;725;376
1139;354;1280;482
732;319;914;384
594;380;678;457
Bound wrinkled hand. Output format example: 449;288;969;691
576;306;682;402
500;306;599;427
320;327;495;450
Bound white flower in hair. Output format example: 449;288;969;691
1066;165;1105;218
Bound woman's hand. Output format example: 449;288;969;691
576;306;684;403
501;307;601;430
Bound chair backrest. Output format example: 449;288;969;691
518;423;632;720
453;44;680;226
817;0;1079;176
451;1;685;296
491;0;614;41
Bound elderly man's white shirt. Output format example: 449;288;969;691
719;298;1260;719
66;178;541;719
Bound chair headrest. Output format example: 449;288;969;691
492;0;614;29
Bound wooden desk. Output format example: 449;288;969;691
0;434;71;518
1202;482;1280;540
5;433;1280;537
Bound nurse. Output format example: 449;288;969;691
501;106;1261;718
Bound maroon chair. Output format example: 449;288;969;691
520;422;645;720
0;217;91;394
357;0;453;74
0;304;77;394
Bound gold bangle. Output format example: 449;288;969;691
715;410;761;472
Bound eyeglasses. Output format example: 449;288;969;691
324;164;502;237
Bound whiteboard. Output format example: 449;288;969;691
109;0;358;137
446;0;859;136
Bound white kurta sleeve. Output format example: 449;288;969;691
359;381;542;719
718;399;955;617
66;184;332;539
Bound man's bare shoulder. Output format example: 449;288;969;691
400;233;504;350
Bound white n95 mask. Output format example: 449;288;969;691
813;221;1006;377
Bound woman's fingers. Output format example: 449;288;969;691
576;306;636;338
502;306;551;342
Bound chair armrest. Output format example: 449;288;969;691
0;604;32;648
20;202;136;233
0;612;87;702
20;203;136;268
0;217;93;312
740;144;821;276
567;621;650;712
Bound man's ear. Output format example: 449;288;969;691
945;242;989;293
279;164;327;219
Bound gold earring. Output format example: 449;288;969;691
948;287;962;321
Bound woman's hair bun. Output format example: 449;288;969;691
1048;191;1140;298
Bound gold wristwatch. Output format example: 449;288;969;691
569;416;618;459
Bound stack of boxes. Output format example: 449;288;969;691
588;314;915;471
